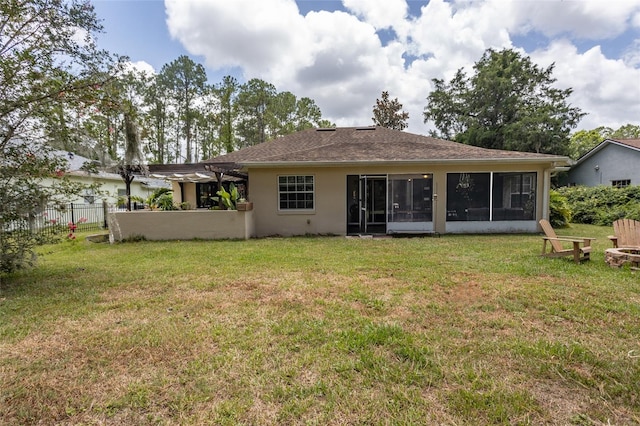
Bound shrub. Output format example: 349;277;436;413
549;189;571;228
214;182;239;210
557;185;640;226
155;193;176;211
147;188;175;211
117;195;144;209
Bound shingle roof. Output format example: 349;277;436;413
610;138;640;150
204;126;568;166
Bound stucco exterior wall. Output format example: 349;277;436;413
169;181;200;209
568;144;640;187
247;163;551;237
109;210;254;241
182;182;198;208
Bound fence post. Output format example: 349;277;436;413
70;203;75;225
103;202;109;229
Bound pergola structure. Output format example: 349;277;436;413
148;163;247;208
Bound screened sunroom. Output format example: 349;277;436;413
446;172;537;233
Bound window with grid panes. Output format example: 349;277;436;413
612;179;630;188
278;175;314;210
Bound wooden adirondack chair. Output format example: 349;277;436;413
539;219;595;264
608;219;640;248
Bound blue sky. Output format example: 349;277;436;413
92;0;640;134
93;2;186;71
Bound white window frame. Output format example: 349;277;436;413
612;179;630;188
508;174;533;208
277;175;315;211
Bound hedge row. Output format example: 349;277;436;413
554;185;640;226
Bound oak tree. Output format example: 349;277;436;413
1;0;118;275
424;48;585;155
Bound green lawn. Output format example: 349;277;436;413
1;225;639;425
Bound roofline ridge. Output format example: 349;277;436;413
575;138;640;165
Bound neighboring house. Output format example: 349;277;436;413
43;151;168;205
156;126;570;237
567;139;640;187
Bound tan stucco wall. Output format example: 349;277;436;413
182;182;198;208
248;167;346;237
169;181;199;209
110;210;254;241
247;163;552;237
171;181;182;205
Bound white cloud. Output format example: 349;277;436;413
71;27;90;47
343;0;409;33
165;0;640;134
125;60;156;76
165;0;312;75
634;10;640;28
531;40;640;130
405;0;513;79
623;39;640;66
502;0;640;39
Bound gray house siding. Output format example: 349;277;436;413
568;141;640;187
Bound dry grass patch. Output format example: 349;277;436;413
1;229;639;424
